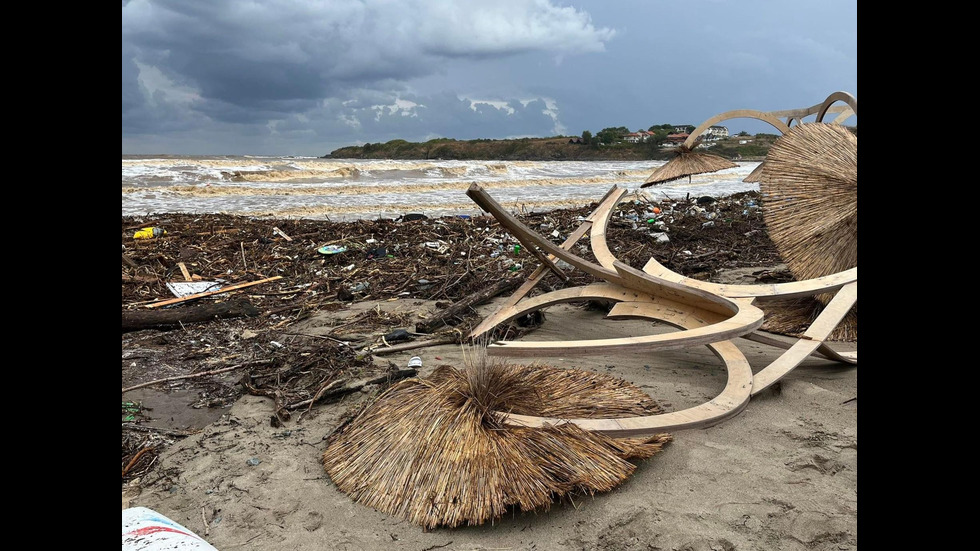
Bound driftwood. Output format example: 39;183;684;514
285;368;418;410
142;276;283;309
368;335;459;356
122;298;259;332
415;277;519;334
121;358;273;393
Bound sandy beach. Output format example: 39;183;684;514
122;193;856;550
123;294;857;550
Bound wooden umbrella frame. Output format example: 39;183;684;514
464;92;857;436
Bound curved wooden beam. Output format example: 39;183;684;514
466;184;739;317
467;186;628;340
740;332;857;365
587;191;619;271
769;103;851;126
750;282;858;394
493;299;755;436
683;109;792;149
815;91;858;123
483;285;763;357
639;257;857;300
831;108;856;125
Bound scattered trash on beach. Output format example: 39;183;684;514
318;245;348;255
133;226;166;239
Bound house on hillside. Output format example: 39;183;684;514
568;137;584;144
703;125;729;140
623;130;656;143
665;132;689;145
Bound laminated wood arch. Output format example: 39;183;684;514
480;282;764;357
683;110;791;150
816;91;858;123
467;92;857;434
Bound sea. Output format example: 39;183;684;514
122;155;762;221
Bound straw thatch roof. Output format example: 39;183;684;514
757;122;857;339
757;122;856;283
322;357;671;530
641;147;738;187
742;161;765;183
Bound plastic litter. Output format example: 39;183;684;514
122;507;218;550
133;227;166;239
318;245;347;255
384;329;412;343
408;356;423;368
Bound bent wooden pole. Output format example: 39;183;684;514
484;285;763;357
493;297;756;436
467;184;736;317
467;185;627;340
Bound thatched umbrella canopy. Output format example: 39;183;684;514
757;122;856;282
757;122;857;340
323;356;671;530
742;161;765;183
641;146;738;188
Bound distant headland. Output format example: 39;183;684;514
323;134;781;162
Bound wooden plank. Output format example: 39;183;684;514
740;331;857;364
177;262;193;281
640;257;857;299
272;226;293;241
750;282;857;395
142;276;283;309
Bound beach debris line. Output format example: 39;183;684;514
122;194;797;490
142;276;283;309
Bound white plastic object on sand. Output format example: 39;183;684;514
122;506;218;550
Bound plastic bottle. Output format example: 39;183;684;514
133;227;167;239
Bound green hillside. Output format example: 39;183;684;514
324;135;782;162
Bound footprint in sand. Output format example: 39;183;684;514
303;511;324;532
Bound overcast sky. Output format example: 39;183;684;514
122;0;857;157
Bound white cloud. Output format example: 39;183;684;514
467;100;515;115
134;60;201;107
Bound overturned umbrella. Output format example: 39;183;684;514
322;352;670;530
757;122;857;340
641;146;738;187
757;122;857;289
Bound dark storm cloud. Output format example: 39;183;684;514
122;1;612;133
121;0;856;156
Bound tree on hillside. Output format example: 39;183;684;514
581;130;592;145
648;128;669;146
596;126;630;144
